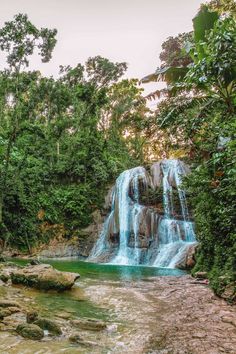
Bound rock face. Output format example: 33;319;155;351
89;159;197;268
36;209;105;259
175;244;198;269
10;264;80;291
39;242;80;258
16;323;44;340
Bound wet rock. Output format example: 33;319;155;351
176;244;198;270
39;243;80;258
71;318;107;331
195;271;208;279
0;300;20;308
0;255;6;262
150;161;162;188
0;273;9;283
29;259;41;265
16;323;44;340
0;309;11;320
56;311;72;320
69;333;98;347
103;186;114;210
10;263;80;291
26;311;39;323
33;318;62;335
8;306;21;314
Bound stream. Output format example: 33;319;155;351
0;259;236;354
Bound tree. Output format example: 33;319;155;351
0;13;57;72
142;3;236;299
0;14;57;243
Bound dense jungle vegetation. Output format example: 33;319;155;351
0;0;235;297
143;0;236;297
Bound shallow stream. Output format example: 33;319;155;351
0;259;185;353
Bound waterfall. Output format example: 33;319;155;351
88;159;197;268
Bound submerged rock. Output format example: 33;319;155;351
10;263;80;291
71;318;107;331
69;333;98;347
16;323;44;340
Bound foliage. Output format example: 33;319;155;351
0;13;57;72
144;3;236;297
0;14;146;252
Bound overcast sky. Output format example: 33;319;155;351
0;0;208;96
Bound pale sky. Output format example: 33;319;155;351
0;0;208;96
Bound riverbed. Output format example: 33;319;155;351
0;260;235;353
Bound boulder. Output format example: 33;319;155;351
16;323;44;340
71;317;107;331
10;264;80;291
176;244;198;270
33;318;62;335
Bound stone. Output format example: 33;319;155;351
0;256;6;262
16;323;44;340
71;317;107;331
0;273;9;283
195;272;208;279
69;333;98;347
0;300;20;308
39;243;79;258
29;259;41;265
176;244;198;270
26;311;39;323
221;282;236;303
10;263;80;291
0;309;11;320
221;316;236;328
8;307;21;314
34;318;62;335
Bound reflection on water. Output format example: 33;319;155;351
12;258;186;282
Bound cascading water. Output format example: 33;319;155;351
88;159;197;268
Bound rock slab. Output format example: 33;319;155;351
10;264;80;291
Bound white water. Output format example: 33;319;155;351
112;167;149;265
88;159;197;268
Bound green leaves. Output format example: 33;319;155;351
0;13;57;72
193;6;219;44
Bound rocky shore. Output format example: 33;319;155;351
0;259;235;353
0;260;109;353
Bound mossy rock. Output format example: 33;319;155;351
0;274;9;283
0;309;11;320
16;323;44;340
34;318;62;335
71;317;107;331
